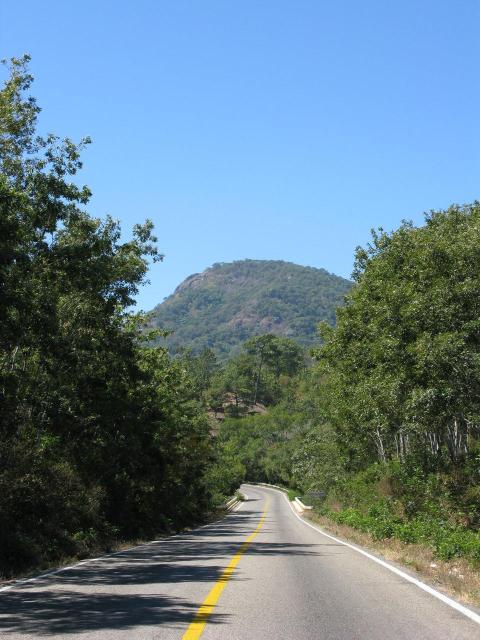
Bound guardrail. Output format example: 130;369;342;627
226;495;242;511
247;482;313;510
294;497;312;511
253;482;289;493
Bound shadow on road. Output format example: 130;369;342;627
0;504;343;635
0;590;229;635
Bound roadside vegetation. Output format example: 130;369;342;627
0;57;234;579
209;203;480;588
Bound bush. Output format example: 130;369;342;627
322;505;480;564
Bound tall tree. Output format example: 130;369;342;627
0;56;213;576
316;203;480;468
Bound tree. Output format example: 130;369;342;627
178;347;219;396
0;55;214;576
315;203;480;469
244;335;278;405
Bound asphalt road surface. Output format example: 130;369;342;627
1;484;479;639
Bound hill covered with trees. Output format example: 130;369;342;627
149;260;352;358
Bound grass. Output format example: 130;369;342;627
319;505;480;563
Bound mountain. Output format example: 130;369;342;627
149;260;352;358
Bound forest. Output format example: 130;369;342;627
1;55;479;581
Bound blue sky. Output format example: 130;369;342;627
1;1;479;310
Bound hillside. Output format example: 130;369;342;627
149;260;352;357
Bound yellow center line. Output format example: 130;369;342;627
181;500;269;640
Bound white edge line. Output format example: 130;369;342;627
0;496;247;594
246;483;480;626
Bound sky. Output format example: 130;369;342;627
1;1;479;310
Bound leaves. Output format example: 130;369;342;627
0;56;213;577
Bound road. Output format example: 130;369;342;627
0;484;479;639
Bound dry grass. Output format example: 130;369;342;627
306;511;480;609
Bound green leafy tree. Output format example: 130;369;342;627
178;347;219;396
0;56;214;576
214;334;305;410
316;203;480;468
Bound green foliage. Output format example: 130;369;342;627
218;411;295;486
206;334;305;411
215;366;345;494
212;204;480;568
149;259;352;359
291;423;346;493
318;460;480;563
316;203;480;468
204;440;246;507
323;505;480;562
0;56;214;577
